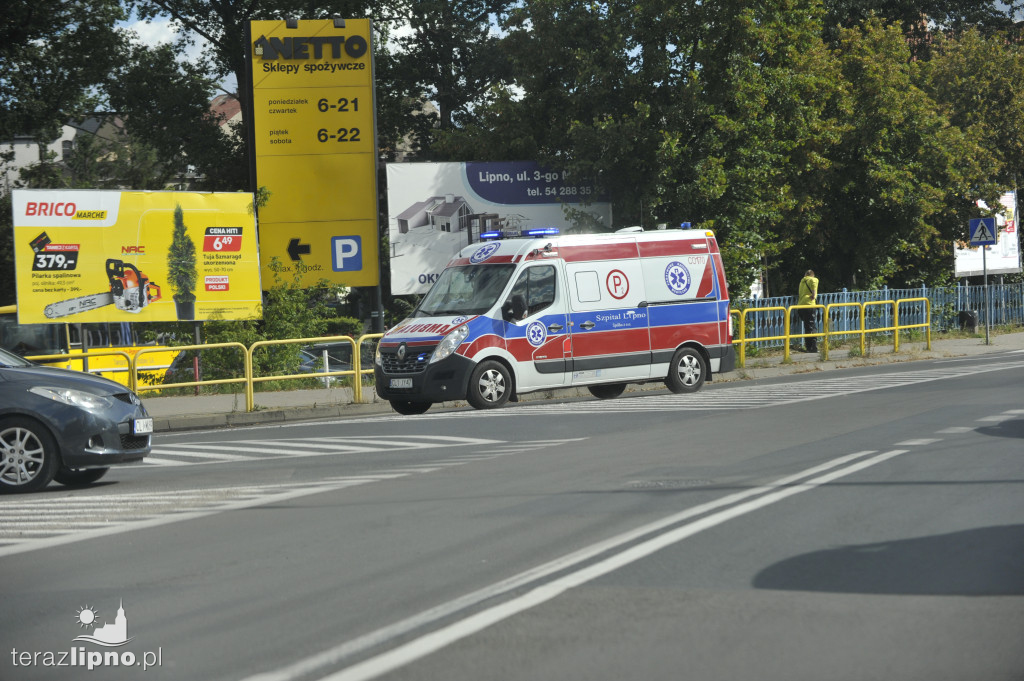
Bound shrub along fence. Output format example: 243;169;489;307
736;283;1024;349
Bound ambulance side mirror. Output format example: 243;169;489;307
502;294;528;322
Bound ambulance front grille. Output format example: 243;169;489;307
381;346;435;374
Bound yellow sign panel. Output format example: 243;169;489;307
263;219;380;288
257;154;376;222
250;18;379;287
12;190;262;324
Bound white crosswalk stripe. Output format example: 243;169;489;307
141;435;503;467
0;439;584;555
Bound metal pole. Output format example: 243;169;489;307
983;245;990;345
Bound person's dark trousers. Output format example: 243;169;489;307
799;308;818;352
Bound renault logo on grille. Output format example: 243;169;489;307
397;344;407;361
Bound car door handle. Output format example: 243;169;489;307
548;323;563;332
579;321;595;330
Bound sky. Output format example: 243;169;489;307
120;12;238;94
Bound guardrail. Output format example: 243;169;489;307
130;334;384;412
29;308;932;409
26;349;135;389
135;342;249;397
731;297;931;367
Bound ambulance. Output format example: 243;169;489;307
374;227;735;414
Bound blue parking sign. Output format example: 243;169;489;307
331;236;362;272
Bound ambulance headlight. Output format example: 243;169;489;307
374;344;382;366
429;325;469;364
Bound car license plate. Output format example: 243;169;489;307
389;378;413;389
132;418;154;434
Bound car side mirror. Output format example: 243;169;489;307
502;294;528;322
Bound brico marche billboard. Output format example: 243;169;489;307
12;190;262;324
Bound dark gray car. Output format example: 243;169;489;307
0;347;151;493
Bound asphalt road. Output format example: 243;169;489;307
2;352;1024;681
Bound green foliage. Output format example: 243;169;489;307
0;0;127;142
165;260;339;390
167;205;198;304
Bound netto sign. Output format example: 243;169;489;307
252;34;368;61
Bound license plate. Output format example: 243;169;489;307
132;418;154;435
389;378;413;389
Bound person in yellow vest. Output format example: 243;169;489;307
797;270;819;352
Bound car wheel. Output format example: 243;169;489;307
0;417;59;494
665;347;707;394
588;383;627;399
389;400;431;415
467;360;511;409
54;466;110;487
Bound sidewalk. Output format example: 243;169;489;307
144;331;1024;432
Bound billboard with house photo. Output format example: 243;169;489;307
386;161;612;294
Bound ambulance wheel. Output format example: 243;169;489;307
468;361;511;409
666;347;707;393
588;383;626;400
390;400;431;415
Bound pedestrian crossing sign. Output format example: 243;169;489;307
969;217;997;246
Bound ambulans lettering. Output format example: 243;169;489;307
391;322;454;335
253;35;368;60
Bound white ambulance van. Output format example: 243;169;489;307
374;227;735;414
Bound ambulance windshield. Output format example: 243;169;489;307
414;264;516;317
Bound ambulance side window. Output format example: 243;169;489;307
509;265;557;318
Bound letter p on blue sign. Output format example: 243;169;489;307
332;236;362;272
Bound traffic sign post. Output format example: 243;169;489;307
969;217;997;344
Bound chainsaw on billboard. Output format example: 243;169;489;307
44;259;162;319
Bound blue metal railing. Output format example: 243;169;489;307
735;283;1024;348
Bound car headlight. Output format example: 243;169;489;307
30;386;113;411
375;344;382;366
429;325;469;364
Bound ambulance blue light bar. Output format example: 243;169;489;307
480;228;560;240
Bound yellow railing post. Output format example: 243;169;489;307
730;310;744;367
355;333;383;403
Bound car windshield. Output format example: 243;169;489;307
414;264;516;318
0;346;34;368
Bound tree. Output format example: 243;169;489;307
821;0;1023;55
387;0;513;159
107;42;245;190
789;19;998;290
167;204;198;320
920;29;1024;191
657;0;845;294
0;0;127;142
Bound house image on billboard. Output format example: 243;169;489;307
396;195;474;234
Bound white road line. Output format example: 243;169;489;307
936;427;974;434
240;449;891;681
895;438;941;446
318;450;911;681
